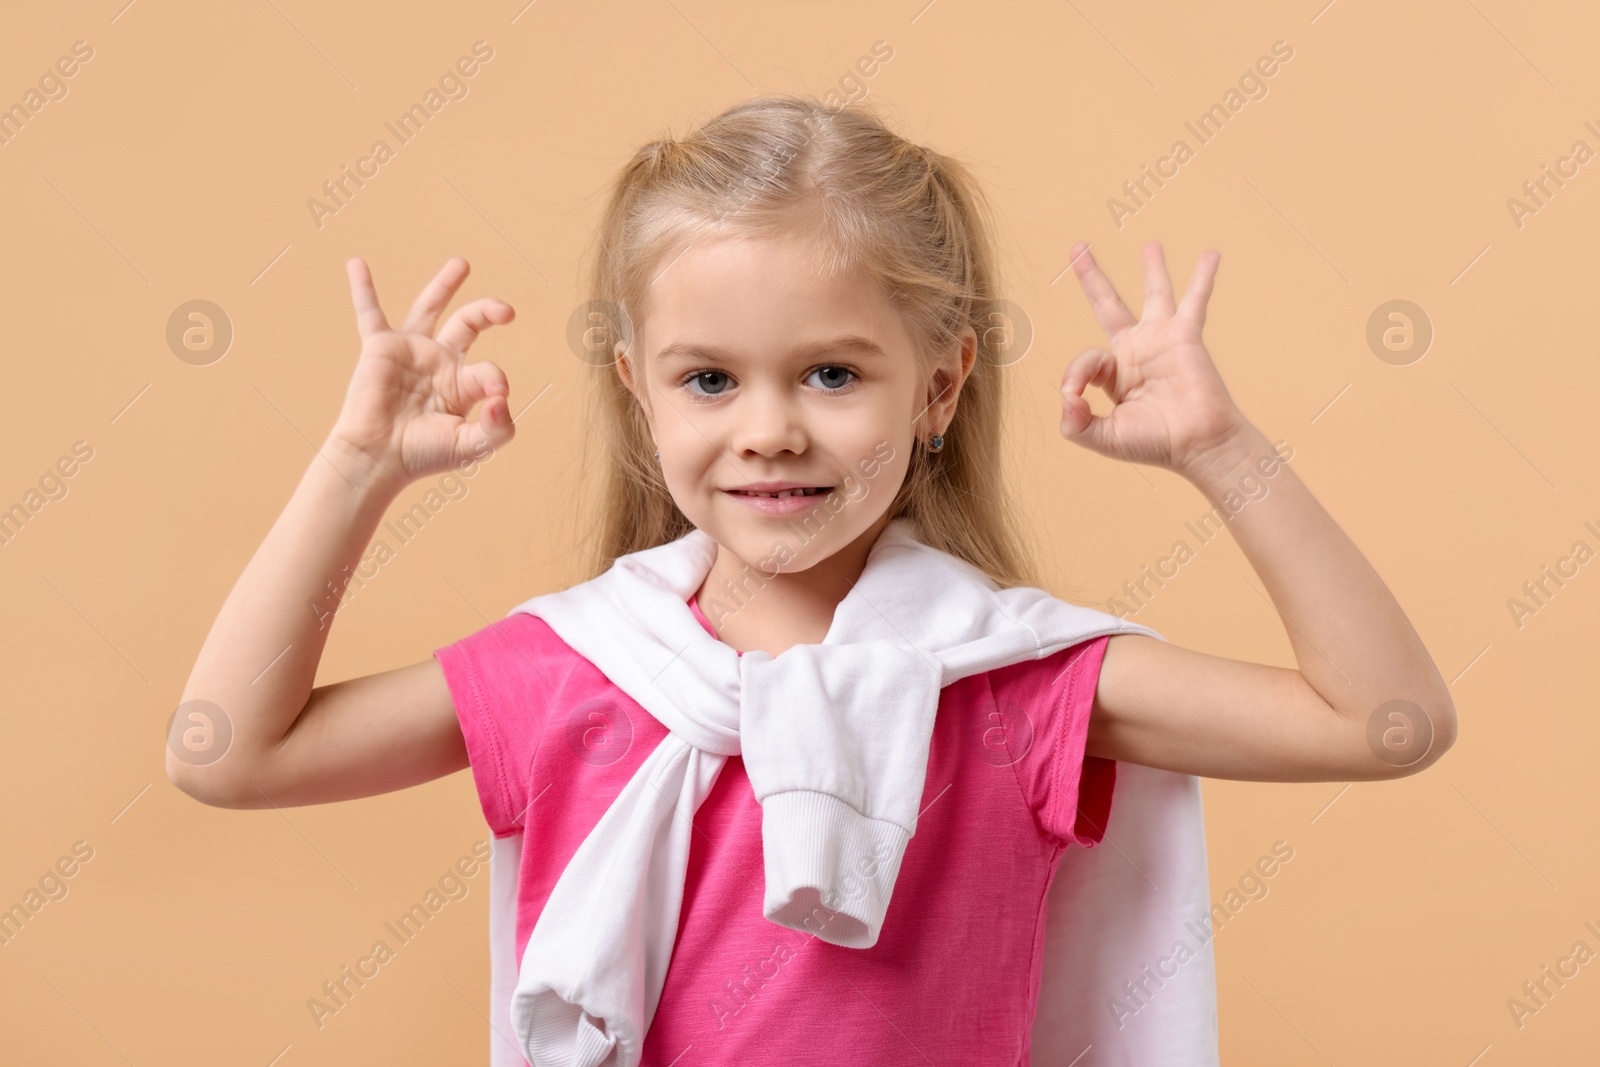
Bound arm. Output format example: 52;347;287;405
167;453;469;809
167;256;517;808
1060;242;1456;782
1088;424;1455;781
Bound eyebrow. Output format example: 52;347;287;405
653;335;887;364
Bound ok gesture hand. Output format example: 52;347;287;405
327;257;516;496
1060;241;1248;476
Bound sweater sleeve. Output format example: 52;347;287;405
991;634;1116;849
432;612;559;838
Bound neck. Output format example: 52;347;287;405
694;512;895;655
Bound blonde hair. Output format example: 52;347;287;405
574;93;1041;589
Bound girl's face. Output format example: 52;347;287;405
616;232;971;574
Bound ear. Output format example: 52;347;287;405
615;346;651;413
921;325;978;438
614;347;636;391
614;346;658;440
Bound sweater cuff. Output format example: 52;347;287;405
758;789;911;949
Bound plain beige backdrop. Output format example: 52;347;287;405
2;0;1597;1064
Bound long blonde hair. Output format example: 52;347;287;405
573;94;1041;589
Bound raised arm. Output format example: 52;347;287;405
1060;242;1456;782
167;257;516;808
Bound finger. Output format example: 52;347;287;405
1176;249;1221;327
401;257;472;336
1059;347;1122;456
1059;379;1118;457
1140;241;1175;321
1068;243;1137;339
437;297;516;355
346;258;391;339
455;392;516;460
454;358;511;414
1060;346;1120;402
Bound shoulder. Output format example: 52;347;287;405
431;610;599;776
986;631;1112;697
983;632;1116;759
432;610;635;836
980;633;1118;848
434;612;573;700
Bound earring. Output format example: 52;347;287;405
653;449;660;460
927;432;945;453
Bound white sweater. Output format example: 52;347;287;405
475;519;1218;1066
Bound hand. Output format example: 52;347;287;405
1059;241;1249;476
326;256;516;495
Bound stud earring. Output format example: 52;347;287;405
927;432;945;453
653;449;660;460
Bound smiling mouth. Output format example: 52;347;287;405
727;487;831;499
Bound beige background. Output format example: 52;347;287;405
1;0;1596;1063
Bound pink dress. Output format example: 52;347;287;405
433;594;1117;1066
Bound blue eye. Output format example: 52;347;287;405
680;365;855;398
685;371;731;396
807;365;855;390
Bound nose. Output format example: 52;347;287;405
728;379;807;457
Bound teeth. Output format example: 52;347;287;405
743;487;823;498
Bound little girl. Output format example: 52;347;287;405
171;95;1457;1066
